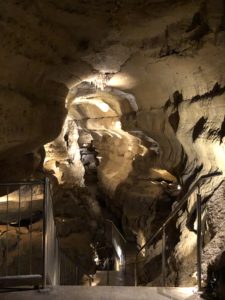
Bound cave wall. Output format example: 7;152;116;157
0;0;224;295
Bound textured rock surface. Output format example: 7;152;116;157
0;0;224;297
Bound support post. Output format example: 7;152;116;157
134;258;137;286
75;266;78;285
124;244;126;276
6;186;9;276
197;186;202;292
43;177;49;289
106;258;110;286
162;225;166;287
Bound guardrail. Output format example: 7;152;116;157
43;178;60;287
60;251;93;286
134;171;223;290
0;178;60;289
104;219;127;285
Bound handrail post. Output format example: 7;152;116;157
134;255;137;286
89;275;93;286
197;186;202;292
106;258;110;286
132;171;222;287
162;225;166;287
42;177;49;289
124;241;127;276
76;266;79;285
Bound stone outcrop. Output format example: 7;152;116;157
0;0;224;297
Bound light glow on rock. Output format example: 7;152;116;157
114;121;122;129
74;97;112;113
96;102;110;112
108;72;137;89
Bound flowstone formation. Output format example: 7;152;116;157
0;0;224;297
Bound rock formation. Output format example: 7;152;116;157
0;0;224;297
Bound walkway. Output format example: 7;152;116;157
1;286;202;300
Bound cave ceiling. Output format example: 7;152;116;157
0;0;224;187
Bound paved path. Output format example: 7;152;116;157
1;286;202;300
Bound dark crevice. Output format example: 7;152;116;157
191;83;225;103
173;91;183;106
192;116;207;142
219;116;225;143
163;98;172;111
207;128;221;142
186;12;202;33
159;46;190;58
169;110;180;133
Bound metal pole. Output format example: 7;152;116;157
124;241;126;276
18;186;21;275
134;258;137;286
43;177;49;288
107;258;110;286
75;266;78;285
162;225;166;287
6;186;9;276
197;186;202;291
30;185;33;275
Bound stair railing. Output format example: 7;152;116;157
134;171;223;290
0;178;60;289
43;177;60;288
60;250;93;286
104;219;127;285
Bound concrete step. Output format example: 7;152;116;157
0;286;201;300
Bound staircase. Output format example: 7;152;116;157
0;177;215;299
92;220;137;287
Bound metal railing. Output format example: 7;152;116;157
60;251;93;286
134;171;223;290
104;219;127;285
0;178;60;289
43;178;60;287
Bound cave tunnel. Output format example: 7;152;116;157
0;1;225;300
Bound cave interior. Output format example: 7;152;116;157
0;0;225;299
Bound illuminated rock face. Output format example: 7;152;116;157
0;0;224;296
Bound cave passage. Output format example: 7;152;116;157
0;1;225;299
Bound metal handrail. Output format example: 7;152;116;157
76;254;94;286
134;171;223;287
104;219;127;285
0;180;44;186
45;180;93;287
47;180;93;287
61;251;93;286
0;179;48;289
43;177;60;287
105;219;126;244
